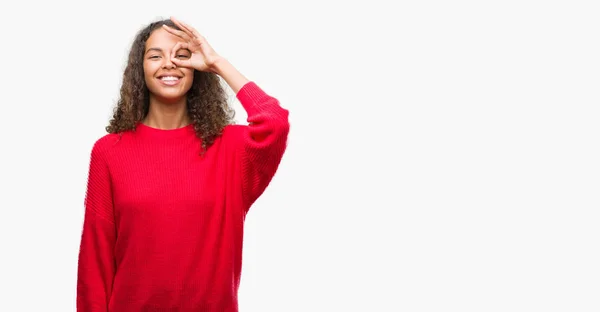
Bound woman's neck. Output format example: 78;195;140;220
143;96;191;130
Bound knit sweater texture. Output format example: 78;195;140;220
77;81;289;311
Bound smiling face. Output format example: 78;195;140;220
143;28;194;103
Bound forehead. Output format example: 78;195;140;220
145;28;185;51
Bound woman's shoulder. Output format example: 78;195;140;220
95;132;121;146
90;133;122;157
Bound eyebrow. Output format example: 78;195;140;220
145;47;164;55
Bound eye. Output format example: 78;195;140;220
176;54;190;59
149;55;160;59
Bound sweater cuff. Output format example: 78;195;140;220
236;81;278;117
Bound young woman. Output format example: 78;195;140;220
77;17;289;311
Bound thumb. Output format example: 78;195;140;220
171;56;194;69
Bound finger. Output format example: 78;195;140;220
169;49;194;69
171;17;205;42
170;56;193;69
162;24;192;41
170;17;196;40
196;37;215;54
169;42;194;69
170;42;190;60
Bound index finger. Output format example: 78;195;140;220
162;24;192;41
171;17;204;40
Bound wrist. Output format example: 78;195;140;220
210;57;230;74
209;57;249;93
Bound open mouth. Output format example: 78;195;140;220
158;76;182;86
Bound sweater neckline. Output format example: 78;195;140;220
134;121;195;139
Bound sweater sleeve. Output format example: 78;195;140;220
77;139;117;311
236;82;290;210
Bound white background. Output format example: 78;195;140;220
0;0;598;311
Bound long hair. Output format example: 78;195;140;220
106;18;235;154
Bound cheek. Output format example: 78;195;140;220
143;63;153;82
183;68;194;78
183;70;195;87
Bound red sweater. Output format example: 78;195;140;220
77;82;289;311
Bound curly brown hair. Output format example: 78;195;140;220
106;18;235;154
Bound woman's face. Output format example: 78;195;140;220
143;28;194;102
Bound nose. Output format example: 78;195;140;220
162;57;176;69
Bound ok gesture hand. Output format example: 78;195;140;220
162;17;224;73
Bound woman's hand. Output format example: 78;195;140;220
162;17;224;73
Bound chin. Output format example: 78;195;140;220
149;85;192;101
156;92;188;102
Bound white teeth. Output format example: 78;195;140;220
160;76;179;81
